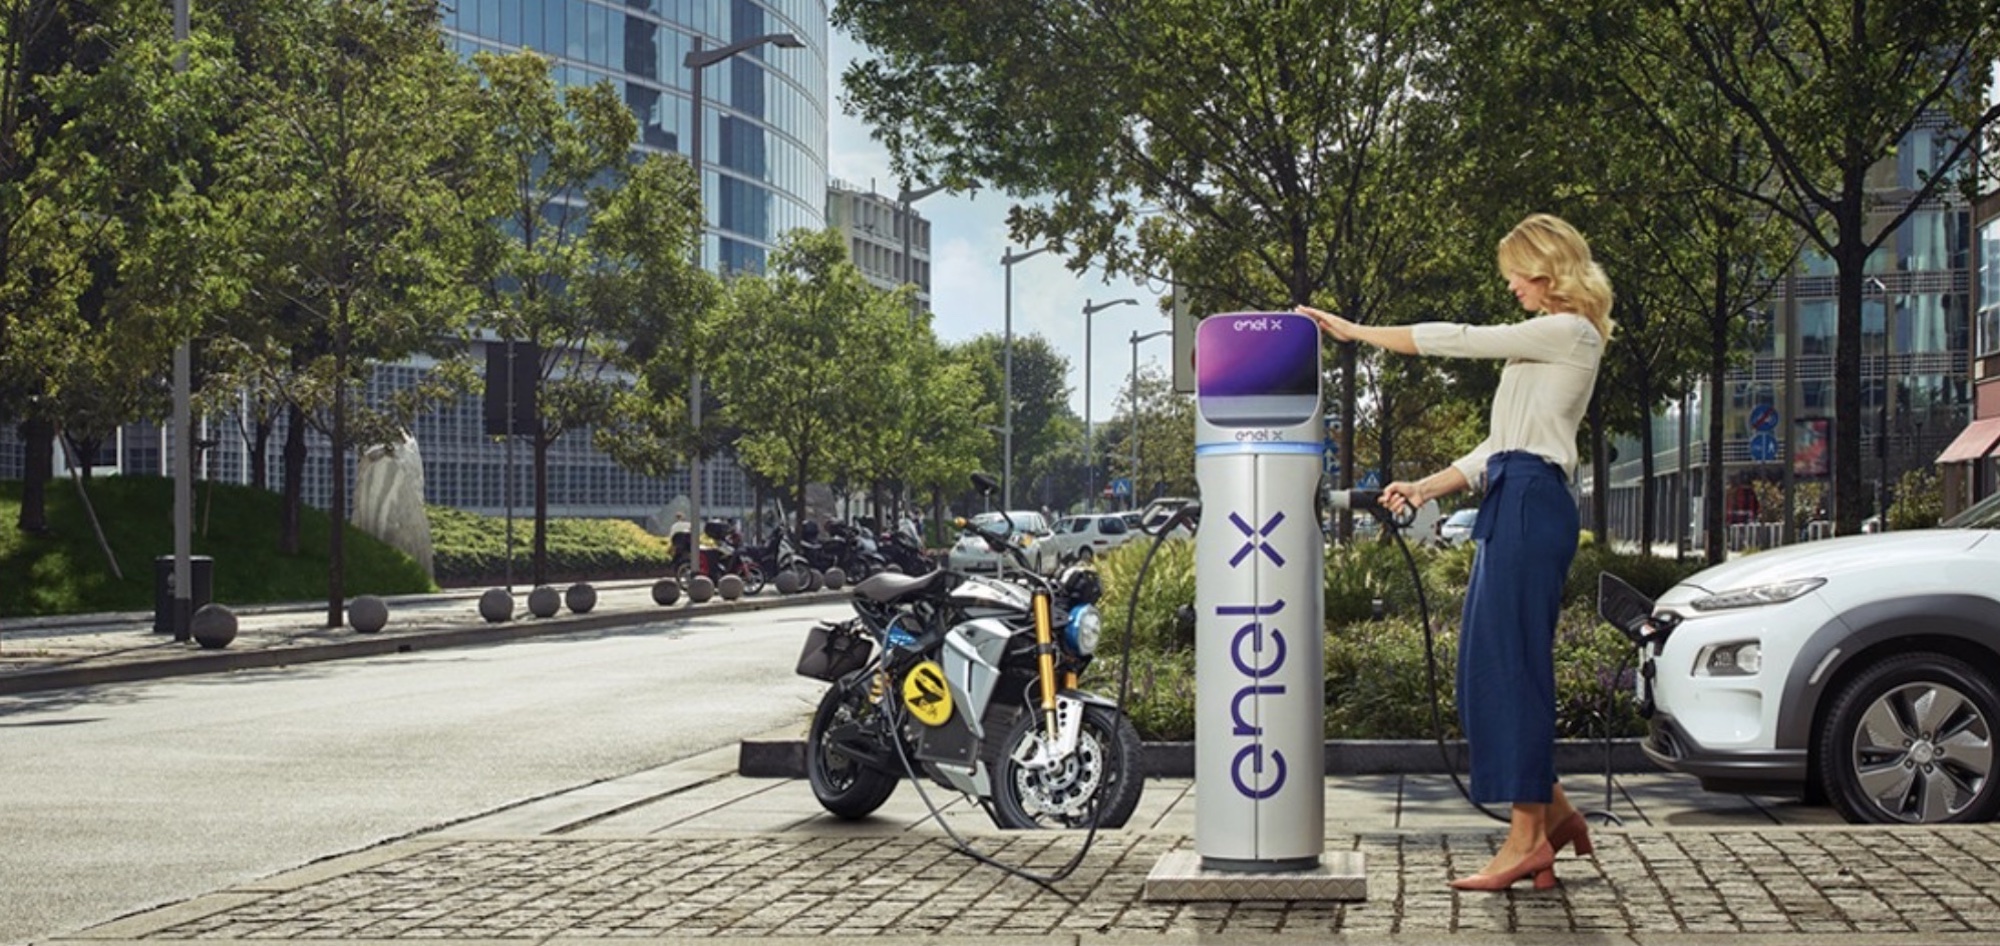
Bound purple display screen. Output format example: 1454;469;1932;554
1196;312;1320;426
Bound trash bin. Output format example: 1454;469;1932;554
154;555;214;634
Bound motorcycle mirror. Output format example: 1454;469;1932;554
970;472;999;495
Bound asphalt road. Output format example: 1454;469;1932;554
0;600;847;946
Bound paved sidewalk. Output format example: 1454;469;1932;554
13;586;2000;945
0;579;840;695
45;737;2000;946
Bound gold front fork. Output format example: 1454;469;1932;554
1033;591;1060;739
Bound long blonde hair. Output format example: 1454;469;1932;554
1498;213;1615;341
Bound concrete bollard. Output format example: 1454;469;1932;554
527;585;561;618
717;574;744;600
687;575;715;603
191;603;238;649
349;595;389;634
652;578;681;606
479;588;513;623
565;583;597;614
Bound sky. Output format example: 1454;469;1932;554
823;28;1174;428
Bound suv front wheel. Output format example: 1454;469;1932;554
1818;651;1999;824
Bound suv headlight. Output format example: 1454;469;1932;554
1694;640;1762;677
1688;578;1824;612
1063;604;1102;656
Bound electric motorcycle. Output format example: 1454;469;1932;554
795;475;1143;830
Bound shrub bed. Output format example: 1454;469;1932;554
428;506;674;586
1087;532;1701;742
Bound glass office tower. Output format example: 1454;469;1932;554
442;0;828;273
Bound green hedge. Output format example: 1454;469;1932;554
1087;532;1701;741
428;506;674;585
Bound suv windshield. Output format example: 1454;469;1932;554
1942;490;2000;529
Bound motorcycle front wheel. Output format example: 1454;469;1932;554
990;702;1143;830
806;675;900;819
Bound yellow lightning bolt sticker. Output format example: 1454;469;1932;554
901;661;953;727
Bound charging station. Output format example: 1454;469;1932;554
1145;311;1366;901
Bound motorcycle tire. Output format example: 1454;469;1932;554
989;702;1143;830
806;675;900;819
742;562;766;596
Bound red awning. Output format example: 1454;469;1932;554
1936;416;2000;464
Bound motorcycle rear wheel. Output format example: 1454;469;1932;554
990;702;1143;830
807;675;900;819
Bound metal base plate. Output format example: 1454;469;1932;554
1143;849;1367;901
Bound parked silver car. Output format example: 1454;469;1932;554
947;510;1056;574
1437;508;1478;546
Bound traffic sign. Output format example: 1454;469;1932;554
1111;477;1132;498
1749;432;1779;462
1748;403;1779;433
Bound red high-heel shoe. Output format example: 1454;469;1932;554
1547;811;1594;857
1448;840;1558;892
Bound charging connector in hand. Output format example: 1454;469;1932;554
1328;489;1415;529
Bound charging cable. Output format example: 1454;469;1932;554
1329;489;1630;827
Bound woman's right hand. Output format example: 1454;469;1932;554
1381;480;1424;516
1296;305;1358;342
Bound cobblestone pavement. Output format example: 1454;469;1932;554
61;825;2000;943
23;585;2000;945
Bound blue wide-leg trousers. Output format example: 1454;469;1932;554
1456;451;1579;805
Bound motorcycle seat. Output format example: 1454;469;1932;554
852;569;948;604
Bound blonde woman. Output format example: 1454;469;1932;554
1298;213;1612;891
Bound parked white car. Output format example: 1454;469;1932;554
1437;508;1477;546
947;510;1056;574
1047;513;1135;564
1602;491;2000;824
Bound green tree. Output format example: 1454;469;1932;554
707;229;906;530
1591;0;2000;535
946;334;1074;509
471;50;639;585
1106;367;1195;504
223;0;493;626
838;0;1459;523
584;153;714;495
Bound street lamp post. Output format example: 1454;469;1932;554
1000;245;1054;508
1129;329;1171;508
683;31;802;562
171;0;192;641
1081;297;1137;512
897;182;947;326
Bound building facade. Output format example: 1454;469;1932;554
2;1;832;528
825;179;932;310
1598;114;1981;547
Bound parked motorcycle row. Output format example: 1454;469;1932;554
793;473;1145;831
669;517;937;596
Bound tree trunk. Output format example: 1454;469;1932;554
1705;288;1729;566
533;430;550;586
249;414;271;491
15;417;54;534
1637;364;1658;556
281;404;305;555
1589;390;1609;544
1831;186;1868;536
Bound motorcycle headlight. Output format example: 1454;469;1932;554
1063;604;1102;657
1689;578;1824;612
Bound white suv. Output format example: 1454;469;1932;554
1048;513;1135;564
1603;491;2000;825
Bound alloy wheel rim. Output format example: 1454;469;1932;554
1851;680;1993;822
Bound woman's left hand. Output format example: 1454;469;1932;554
1295;305;1357;342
